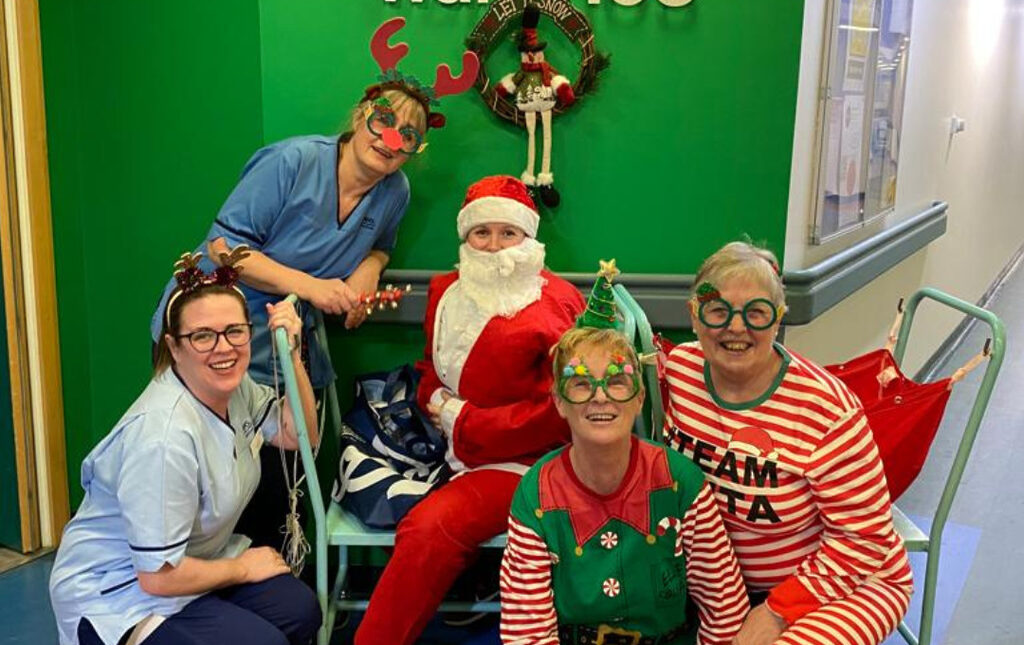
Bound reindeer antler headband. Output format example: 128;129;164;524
164;245;252;328
362;17;480;130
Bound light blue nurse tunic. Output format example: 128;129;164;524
149;134;411;387
49;368;281;645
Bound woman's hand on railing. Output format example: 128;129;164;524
266;299;302;352
268;295;319;451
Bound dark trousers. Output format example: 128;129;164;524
77;574;321;645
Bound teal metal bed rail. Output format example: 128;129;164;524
890;288;1006;645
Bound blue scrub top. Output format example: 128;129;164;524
49;369;281;645
150;134;411;387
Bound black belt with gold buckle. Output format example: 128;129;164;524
557;621;689;645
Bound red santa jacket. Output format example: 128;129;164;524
415;269;585;470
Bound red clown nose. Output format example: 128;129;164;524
381;128;404;151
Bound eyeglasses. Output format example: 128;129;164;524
697;298;781;331
175;323;253;352
558;372;641;404
366;107;425;156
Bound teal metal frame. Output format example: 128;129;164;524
613;284;662;441
614;286;1005;645
275;308;507;645
887;288;1005;645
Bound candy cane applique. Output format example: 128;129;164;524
657;516;684;557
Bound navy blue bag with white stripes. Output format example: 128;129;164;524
330;365;451;529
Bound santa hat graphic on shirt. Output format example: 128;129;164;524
727;426;779;460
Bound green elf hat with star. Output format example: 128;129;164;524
575;259;622;330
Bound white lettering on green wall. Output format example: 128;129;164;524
384;0;694;6
589;0;695;5
384;0;491;3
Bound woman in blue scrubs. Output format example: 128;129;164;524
52;261;320;645
148;87;429;548
150;87;428;387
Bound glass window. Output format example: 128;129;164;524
812;0;915;243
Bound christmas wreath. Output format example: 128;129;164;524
466;0;609;127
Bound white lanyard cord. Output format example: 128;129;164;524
270;335;322;577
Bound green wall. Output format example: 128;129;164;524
40;0;266;507
40;0;803;508
258;0;803;272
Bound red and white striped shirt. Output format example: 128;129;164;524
663;342;913;622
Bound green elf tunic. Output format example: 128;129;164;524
499;437;750;645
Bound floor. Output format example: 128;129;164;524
0;548;34;575
2;263;1022;644
881;258;1024;645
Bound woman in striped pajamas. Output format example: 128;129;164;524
500;324;751;645
663;242;913;645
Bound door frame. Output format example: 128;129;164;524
0;0;69;551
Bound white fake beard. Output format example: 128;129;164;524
457;237;547;318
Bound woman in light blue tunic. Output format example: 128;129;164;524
51;257;320;645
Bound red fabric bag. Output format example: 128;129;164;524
825;349;951;500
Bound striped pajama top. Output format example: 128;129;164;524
662;342;912;622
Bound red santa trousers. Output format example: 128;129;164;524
353;468;521;645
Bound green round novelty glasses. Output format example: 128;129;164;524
697;298;780;331
558;373;640;404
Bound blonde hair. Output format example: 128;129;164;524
551;327;643;395
342;88;428;140
694;241;785;306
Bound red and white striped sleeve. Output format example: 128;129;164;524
681;483;751;645
767;408;912;623
499;515;559;645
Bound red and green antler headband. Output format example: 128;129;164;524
363;17;480;130
165;245;252;328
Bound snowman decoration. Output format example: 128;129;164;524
495;4;576;208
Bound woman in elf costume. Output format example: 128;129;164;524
663;242;913;645
499;263;750;645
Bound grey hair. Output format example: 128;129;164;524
694;241;785;306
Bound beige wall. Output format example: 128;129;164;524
784;0;1024;374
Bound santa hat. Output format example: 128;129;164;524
727;426;779;459
457;175;540;239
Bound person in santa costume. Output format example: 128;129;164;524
499;264;750;645
352;175;584;645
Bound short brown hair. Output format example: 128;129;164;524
153;286;248;375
